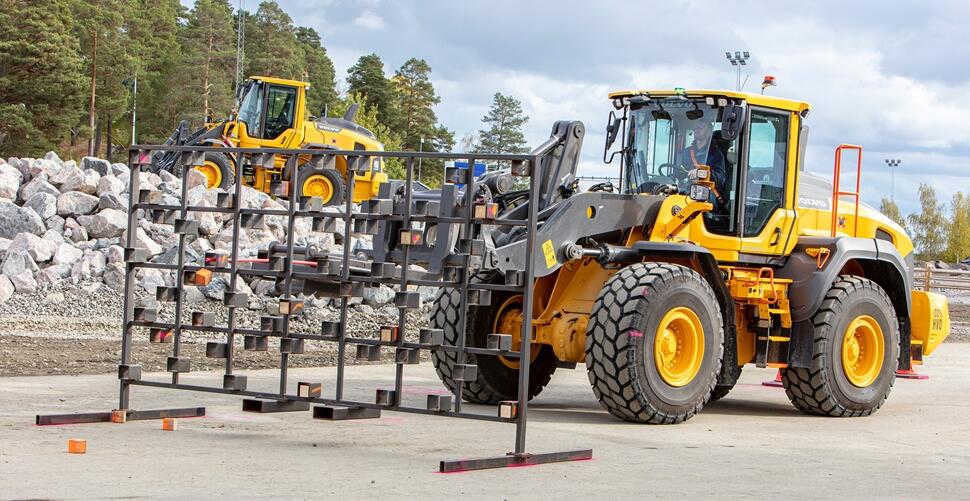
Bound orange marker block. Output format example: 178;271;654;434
161;418;178;431
192;268;213;286
111;409;127;424
68;439;87;454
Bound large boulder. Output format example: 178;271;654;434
52;242;84;265
57;191;99;217
363;285;395;306
9;269;36;293
64;217;89;243
18;177;60;202
110;163;130;177
29;158;62;179
1;251;38;276
0;200;46;238
81;156;111;176
37;264;72;286
7;158;31;180
50;163;82;186
0;163;22;199
7;232;56;262
133;227;162;257
60;168;100;195
96;175;125;196
24;192;57;220
0;274;13;303
78;208;127;238
98;192;128;211
71;250;107;280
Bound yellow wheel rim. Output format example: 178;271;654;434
493;295;539;369
841;315;884;387
302;174;334;203
195;161;222;189
653;306;704;387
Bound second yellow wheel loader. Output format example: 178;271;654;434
153;76;388;205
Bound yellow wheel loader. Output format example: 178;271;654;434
406;89;950;423
154;76;388;205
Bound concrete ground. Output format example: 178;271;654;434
2;345;968;500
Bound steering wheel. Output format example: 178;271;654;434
657;163;677;177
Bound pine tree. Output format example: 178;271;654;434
73;0;138;158
389;58;453;186
475;92;529;169
178;0;236;127
878;198;907;231
907;184;948;260
0;0;85;156
295;27;338;117
346;53;398;127
124;0;186;143
245;1;303;79
945;191;970;262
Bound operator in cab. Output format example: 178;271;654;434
680;120;728;209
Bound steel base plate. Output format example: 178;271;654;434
439;449;592;473
35;407;205;426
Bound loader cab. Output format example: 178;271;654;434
608;90;810;263
233;77;307;148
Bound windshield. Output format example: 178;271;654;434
625;98;734;193
624;97;742;234
237;81;264;137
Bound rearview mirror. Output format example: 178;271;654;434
603;111;622;163
720;104;745;141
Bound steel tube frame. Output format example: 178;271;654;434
39;142;590;473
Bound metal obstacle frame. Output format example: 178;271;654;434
36;142;591;472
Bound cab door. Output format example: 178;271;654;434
737;107;799;260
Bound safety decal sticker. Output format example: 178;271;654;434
542;239;557;269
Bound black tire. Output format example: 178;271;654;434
781;276;899;417
709;369;741;402
585;263;724;424
201;152;234;190
429;276;558;404
297;166;345;205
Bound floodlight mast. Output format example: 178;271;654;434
885;158;902;202
725;50;750;91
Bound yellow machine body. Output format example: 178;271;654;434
509;89;948;369
206;76;388;203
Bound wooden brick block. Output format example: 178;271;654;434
161;418;178;431
111;410;127;424
67;439;87;454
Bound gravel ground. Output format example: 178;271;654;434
0;281;431;377
0;281;966;377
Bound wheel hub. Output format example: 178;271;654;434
653;307;704;387
303;174;334;202
493;295;539;369
841;315;884;388
195;161;222;189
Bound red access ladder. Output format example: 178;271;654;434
831;144;863;237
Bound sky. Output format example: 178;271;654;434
188;0;970;216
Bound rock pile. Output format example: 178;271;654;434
0;152;432;313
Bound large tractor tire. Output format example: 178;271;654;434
297;166;346;206
781;276;899;417
585;263;724;424
429;276;558;404
195;152;235;190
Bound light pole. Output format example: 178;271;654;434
725;51;750;91
417;137;424;182
123;77;137;146
885;158;901;202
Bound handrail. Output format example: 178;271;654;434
831;144;863;237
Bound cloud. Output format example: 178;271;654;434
352;11;385;30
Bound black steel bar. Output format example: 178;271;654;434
452;157;476;415
335;163;356;401
134;143;538;162
35;407;206;426
279;155;298;395
514;154;542;454
119;152;142;410
170;156;193;385
439;449;593;473
394;157;415;405
225;153;246;377
128;380;511;423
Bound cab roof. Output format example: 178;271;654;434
249;75;310;88
608;89;810;114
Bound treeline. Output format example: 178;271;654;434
0;0;535;186
880;185;970;262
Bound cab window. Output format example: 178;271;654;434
742;109;789;237
263;85;297;139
